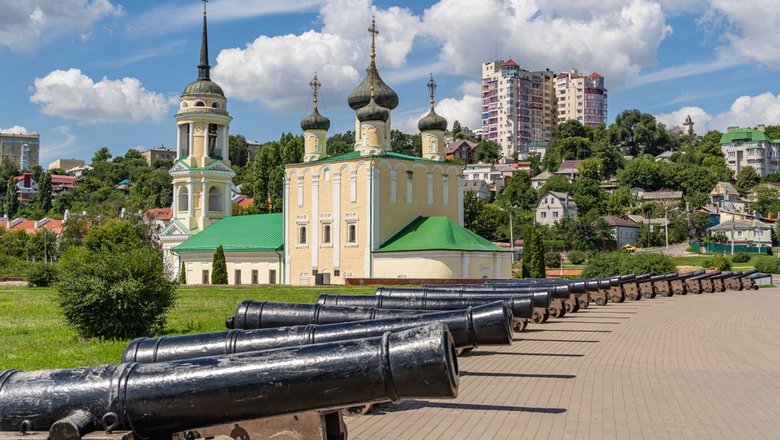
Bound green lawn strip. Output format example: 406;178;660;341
0;285;375;370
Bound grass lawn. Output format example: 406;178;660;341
670;254;761;270
0;284;375;371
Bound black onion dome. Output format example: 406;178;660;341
357;97;390;122
348;64;399;110
418;108;448;131
183;80;224;97
301;109;331;131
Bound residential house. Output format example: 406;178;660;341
531;170;553;189
707;218;774;253
464;179;491;202
638;190;683;207
51;175;77;194
655;151;674;162
464;163;507;194
603;215;640;248
555;160;583;181
536;191;577;225
13;173;38;203
0;217;63;234
142;147;177;165
710;181;748;213
48;159;84;171
720;126;780;177
445;139;477;163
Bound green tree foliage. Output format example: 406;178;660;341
710;254;731;270
689;211;712;238
244;133;304;212
497;172;536;210
129;168;172;210
755;255;780;274
549;212;611;251
752;184;780;217
554;137;592;161
452;120;464;139
92;147;112;163
390;130;422;157
618;154;662;190
583;252;675;277
327;131;355;156
27;262;58;287
591;143;624;178
229;134;249;168
55;218;176;339
568;250;587;265
606;187;636;215
735;165;761;194
179;261;187;285
521;224;545;278
35;172;52;214
472;140;500;163
608;109;672;156
25;229;58;262
764;125;780;140
537;175;571;196
5;176;19;217
544;251;561;268
552;120;588;141
211;245;228;284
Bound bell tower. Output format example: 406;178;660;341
170;0;235;232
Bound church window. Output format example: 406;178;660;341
406;171;413;204
180;124;190;157
269;269;277;284
178;186;189;212
322;224;332;245
251;270;259;284
195;101;205;107
208;186;222;212
202;270;209;284
180;101;188;109
347;223;357;245
234;270;242;285
431;139;438;153
298;226;307;245
212;102;220;109
207;124;219;157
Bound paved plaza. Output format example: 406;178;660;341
346;287;780;439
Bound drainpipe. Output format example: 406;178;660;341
275;248;284;284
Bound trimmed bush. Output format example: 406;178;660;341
583;252;675;278
711;254;731;270
545;252;562;268
731;253;751;263
755;256;780;274
27;263;58;287
211;245;227;285
568;250;587;265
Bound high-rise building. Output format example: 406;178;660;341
555;69;607;127
0;131;39;170
481;60;557;159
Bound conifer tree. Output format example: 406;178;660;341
521;224;546;278
36;172;52;213
211;245;227;284
179;261;187;285
5;176;18;218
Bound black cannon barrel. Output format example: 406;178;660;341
691;270;720;280
470;280;588;293
227;301;427;330
746;272;770;279
125;302;512;363
317;294;534;319
677;269;705;280
377;287;552;308
0;324;458;440
736;269;758;278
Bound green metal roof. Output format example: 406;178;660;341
288;150;437;167
720;128;773;144
376;216;510;253
174;213;284;253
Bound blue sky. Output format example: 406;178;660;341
2;0;780;165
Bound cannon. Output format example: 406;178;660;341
374;288;559;323
669;270;705;295
226;301;435;330
316;294;534;332
741;272;767;290
126;302;513;363
734;269;759;290
641;273;674;298
685;271;718;294
723;271;752;291
0;324;458;440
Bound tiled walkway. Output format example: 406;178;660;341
346;288;780;439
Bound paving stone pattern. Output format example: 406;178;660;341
346;288;780;439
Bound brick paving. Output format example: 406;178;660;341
346;288;780;439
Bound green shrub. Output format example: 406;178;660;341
568;250;587;265
27;263;58;287
702;258;712;268
583;252;675;278
211;245;227;284
731;253;751;263
544;252;562;268
755;256;780;274
711;254;731;270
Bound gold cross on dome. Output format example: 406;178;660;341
202;0;208;15
368;16;379;61
309;73;321;109
427;73;437;107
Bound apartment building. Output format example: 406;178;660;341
0;131;39;170
720;126;780;178
481;60;556;159
555;69;608;127
141;147;177;165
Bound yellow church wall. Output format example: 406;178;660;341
179;251;281;285
373;251;512;280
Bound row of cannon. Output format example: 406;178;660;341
0;269;768;440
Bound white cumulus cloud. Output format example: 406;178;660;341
704;0;780;69
0;126;29;134
398;81;482;133
0;0;122;51
657;92;780;133
422;0;672;87
211;0;421;111
30;68;175;123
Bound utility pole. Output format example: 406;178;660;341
509;207;514;260
731;211;735;255
664;206;669;252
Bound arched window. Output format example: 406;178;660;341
212;102;220;109
208;186;222;212
180;101;188;109
178;186;189;212
298;226;307;245
195;101;205;107
208;123;219;157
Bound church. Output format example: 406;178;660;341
163;9;511;285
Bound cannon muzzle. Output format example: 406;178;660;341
127;302;513;362
317;294;534;319
0;324;459;440
375;287;551;309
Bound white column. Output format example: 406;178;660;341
221;126;228;160
332;173;341;272
224;184;231;215
364;167;373;277
188;123;194;157
283;175;291;284
172;184;178;213
176;124;181;158
201;179;208;224
462;252;471;278
457;175;465;226
350;171;357;203
311;175;319;270
187;182;194;218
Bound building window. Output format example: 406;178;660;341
234;270;241;285
541;212;547;218
207;123;219;157
298;226;307;245
269;269;277;285
202;270;209;284
431;139;438;153
178;186;189;212
553;211;559;218
334;269;340;277
322;224;331;245
195;101;205;107
208;186;222;212
347;223;357;245
251;270;259;284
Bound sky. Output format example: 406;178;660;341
2;0;780;165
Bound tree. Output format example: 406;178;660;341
179;261;187;285
591;143;624;178
735;166;760;194
618;154;662;190
608;109;672;156
5;176;18;217
555;137;592;160
497;172;536;210
552;120;588;141
752;184;780;217
571;175;605;215
211;245;228;284
229;134;249;168
327;131;355;156
452;120;464;140
390;130;422;157
92;147;112;163
537;175;571;196
472;140;500;163
35;172;52;213
689;211;712;238
55;218;176;339
25;228;59;263
521;224;545;278
129;168;172;209
605;187;636;215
